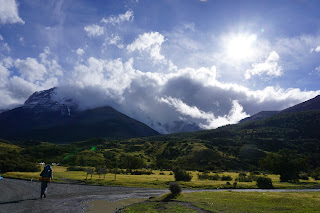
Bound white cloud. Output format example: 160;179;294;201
0;0;25;24
76;48;85;55
19;36;24;44
157;96;216;121
15;57;47;82
0;42;10;52
127;32;165;61
101;10;133;25
0;48;62;109
315;46;320;52
245;51;283;79
52;54;320;133
0;34;3;40
315;66;320;72
103;34;124;49
84;24;104;37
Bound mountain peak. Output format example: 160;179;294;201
23;87;76;115
24;87;57;107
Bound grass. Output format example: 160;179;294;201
121;202;198;213
3;166;320;189
122;191;320;213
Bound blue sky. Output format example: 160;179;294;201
1;0;320;132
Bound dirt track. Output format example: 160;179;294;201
0;178;167;213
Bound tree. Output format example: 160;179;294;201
260;149;304;182
122;154;146;172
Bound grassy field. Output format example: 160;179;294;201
3;166;320;189
122;191;320;213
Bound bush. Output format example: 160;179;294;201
311;168;320;180
131;170;153;175
299;173;309;180
233;182;237;188
251;171;261;175
236;173;256;182
198;173;220;180
174;168;192;181
169;182;182;195
221;175;233;181
256;177;273;189
159;172;165;175
67;166;87;171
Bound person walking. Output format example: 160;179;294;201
39;164;53;198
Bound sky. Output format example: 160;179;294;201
1;0;320;133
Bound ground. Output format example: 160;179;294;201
0;178;167;213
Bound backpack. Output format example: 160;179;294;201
42;165;52;178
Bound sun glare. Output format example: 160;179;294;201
226;34;257;61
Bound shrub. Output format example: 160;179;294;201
311;168;320;180
198;173;220;180
236;173;256;182
233;182;237;188
174;168;192;181
252;171;261;175
299;173;309;180
221;175;233;181
256;177;273;189
67;166;87;171
169;182;182;195
131;170;153;175
159;172;165;175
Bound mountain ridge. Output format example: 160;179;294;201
240;95;320;123
0;88;159;143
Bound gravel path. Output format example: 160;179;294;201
0;178;167;213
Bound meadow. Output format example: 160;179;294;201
3;166;320;189
122;191;320;213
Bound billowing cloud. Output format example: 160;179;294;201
52;53;319;133
101;10;133;25
0;48;62;109
1;9;320;134
0;0;24;24
245;51;283;79
127;32;165;61
15;57;47;82
84;24;104;37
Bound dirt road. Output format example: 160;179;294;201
0;178;167;213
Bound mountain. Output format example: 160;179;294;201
164;120;201;133
240;95;320;123
240;111;279;123
2;93;320;172
281;95;320;113
0;88;159;143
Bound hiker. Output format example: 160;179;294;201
39;164;53;198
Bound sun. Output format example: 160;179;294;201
226;33;257;61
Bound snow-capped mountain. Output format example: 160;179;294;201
0;88;159;143
23;87;77;116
